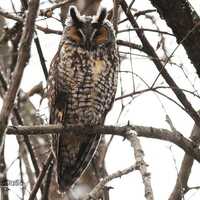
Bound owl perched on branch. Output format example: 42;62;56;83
47;6;119;191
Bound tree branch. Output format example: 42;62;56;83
40;0;74;17
0;57;42;193
117;39;144;52
113;0;120;31
0;0;40;155
120;0;200;129
6;124;200;163
169;114;200;200
83;165;137;200
128;130;154;199
28;153;54;200
0;8;62;35
148;0;200;78
0;8;22;22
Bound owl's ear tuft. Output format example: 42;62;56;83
69;6;82;27
92;7;107;28
97;8;107;25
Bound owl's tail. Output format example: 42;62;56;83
56;133;101;192
49;93;101;191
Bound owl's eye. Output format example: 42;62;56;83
94;27;108;45
67;26;82;44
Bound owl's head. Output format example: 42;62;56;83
64;6;115;50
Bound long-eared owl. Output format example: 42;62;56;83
47;6;119;191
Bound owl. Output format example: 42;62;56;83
47;6;119;192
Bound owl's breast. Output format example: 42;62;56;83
58;43;119;125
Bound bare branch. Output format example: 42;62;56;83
6;124;200;163
117;28;174;36
20;82;44;101
83;165;137;200
149;0;200;78
128;130;154;199
40;0;74;17
34;35;48;80
0;8;62;35
0;0;40;154
0;67;42;192
120;0;200;129
20;0;28;10
113;0;120;31
41;162;53;200
169;114;200;200
127;0;136;13
117;39;144;52
0;146;8;200
28;153;54;200
134;9;157;17
0;8;23;22
36;26;62;35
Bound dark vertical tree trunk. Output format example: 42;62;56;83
149;0;200;78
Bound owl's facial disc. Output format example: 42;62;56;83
67;6;112;50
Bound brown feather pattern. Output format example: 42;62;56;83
47;7;119;192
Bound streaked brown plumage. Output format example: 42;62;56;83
47;6;119;192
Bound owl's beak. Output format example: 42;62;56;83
85;29;97;51
85;40;92;51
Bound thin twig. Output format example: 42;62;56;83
115;85;200;102
19;152;25;200
83;165;137;200
113;0;120;32
40;0;74;17
13;108;40;178
127;0;136;13
117;39;144;52
34;33;48;80
28;153;53;200
36;25;62;35
0;8;23;22
41;161;53;200
0;8;62;35
117;28;174;36
0;72;7;91
134;9;157;18
20;82;44;101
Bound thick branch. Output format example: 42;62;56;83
0;0;40;154
6;124;200;163
149;0;200;78
169;115;200;200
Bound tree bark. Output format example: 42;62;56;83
149;0;200;78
